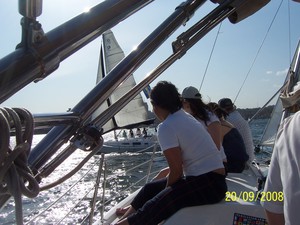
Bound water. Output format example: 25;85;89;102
249;119;267;146
0;119;268;224
249;118;273;162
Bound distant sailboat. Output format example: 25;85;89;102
92;30;157;153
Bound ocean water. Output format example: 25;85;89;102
0;119;268;224
249;119;268;146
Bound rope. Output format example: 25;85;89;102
0;107;38;225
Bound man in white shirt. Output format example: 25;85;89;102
261;111;300;225
218;98;255;163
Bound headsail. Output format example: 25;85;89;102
259;93;283;147
92;30;153;133
259;40;300;147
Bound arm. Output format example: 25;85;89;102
163;147;183;187
261;130;284;224
265;210;285;225
207;121;222;150
152;167;170;181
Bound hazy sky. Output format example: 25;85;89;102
1;0;300;113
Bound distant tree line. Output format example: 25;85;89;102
237;105;274;120
148;105;274;126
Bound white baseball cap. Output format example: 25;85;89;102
181;86;201;99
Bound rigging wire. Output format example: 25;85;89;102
287;0;292;63
199;22;222;92
233;0;285;103
25;155;102;224
25;144;159;224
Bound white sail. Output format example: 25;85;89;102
92;30;151;133
259;95;283;146
259;40;300;147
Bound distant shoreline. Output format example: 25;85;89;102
237;105;274;120
148;105;274;126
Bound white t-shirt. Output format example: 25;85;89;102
198;110;219;127
157;109;224;176
227;110;255;162
261;111;300;225
199;111;227;161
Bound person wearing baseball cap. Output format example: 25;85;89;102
182;86;227;163
218;98;255;163
181;86;202;99
218;98;235;110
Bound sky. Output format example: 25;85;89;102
1;0;300;113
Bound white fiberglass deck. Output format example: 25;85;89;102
97;164;268;225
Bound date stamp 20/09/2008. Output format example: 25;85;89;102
225;191;284;202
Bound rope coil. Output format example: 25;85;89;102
0;107;39;225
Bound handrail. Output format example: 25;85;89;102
145;143;159;183
100;161;108;223
90;153;105;224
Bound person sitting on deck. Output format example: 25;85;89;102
129;129;134;138
218;98;255;165
181;87;222;150
208;102;249;173
150;86;227;181
136;128;141;137
122;130;127;139
261;110;300;225
149;86;227;181
142;127;147;137
114;81;227;225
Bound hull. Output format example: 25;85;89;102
99;136;159;153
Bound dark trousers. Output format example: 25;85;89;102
127;172;227;225
224;161;246;173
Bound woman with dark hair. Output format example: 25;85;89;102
150;85;227;180
181;86;222;150
181;86;227;166
114;81;227;225
208;102;249;173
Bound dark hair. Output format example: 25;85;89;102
208;102;228;119
218;98;234;112
150;81;182;114
184;98;212;125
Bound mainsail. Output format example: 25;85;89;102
259;40;300;147
92;30;153;133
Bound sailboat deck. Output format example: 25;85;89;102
163;166;267;225
98;164;268;225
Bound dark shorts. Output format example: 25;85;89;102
128;172;227;225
